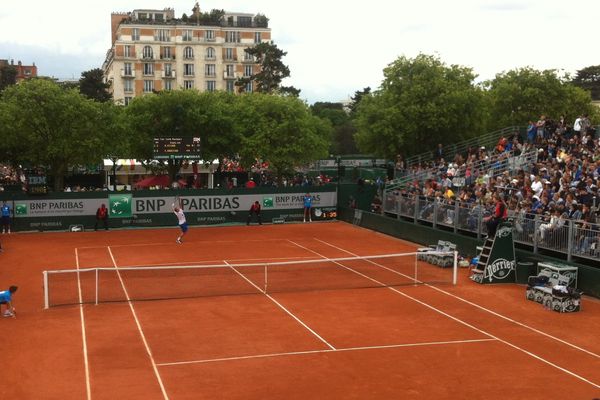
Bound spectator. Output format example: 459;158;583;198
245;178;256;189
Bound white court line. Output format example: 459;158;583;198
157;338;495;367
315;238;600;360
78;238;287;250
224;261;335;351
107;246;170;400
74;248;92;400
310;238;600;390
117;256;317;269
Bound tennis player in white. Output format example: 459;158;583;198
172;196;188;244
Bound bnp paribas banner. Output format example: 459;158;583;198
14;192;336;219
108;192;336;217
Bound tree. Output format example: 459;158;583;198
79;68;112;102
348;87;371;116
0;64;17;92
485;67;597;128
572;65;600;101
311;102;358;154
235;42;300;96
236;94;331;177
123;90;242;180
354;54;487;159
0;79;116;191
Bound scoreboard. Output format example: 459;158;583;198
153;137;201;159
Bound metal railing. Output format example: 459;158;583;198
387;145;537;192
403;126;522;168
384;193;599;262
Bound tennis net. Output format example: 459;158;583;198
43;251;457;308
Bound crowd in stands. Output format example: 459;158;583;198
0;164;25;191
387;115;600;257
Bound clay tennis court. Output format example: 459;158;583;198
1;221;600;399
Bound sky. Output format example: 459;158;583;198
1;0;599;104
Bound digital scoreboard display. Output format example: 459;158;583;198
153;137;201;159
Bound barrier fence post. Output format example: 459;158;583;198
453;251;458;285
567;221;574;262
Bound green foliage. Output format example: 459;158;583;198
311;102;357;154
236;42;299;96
485;67;596;127
236;94;332;176
0;79;115;190
348;87;371;116
253;14;269;28
0;64;17;92
123;90;242;179
572;65;600;101
354;54;486;159
79;68;112;102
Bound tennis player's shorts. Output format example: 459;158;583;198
179;222;188;233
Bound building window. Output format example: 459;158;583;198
206;81;216;92
225;48;235;61
155;13;164;22
184;80;194;90
244;65;253;77
123;63;132;76
206;47;215;60
143;63;154;75
243;50;254;62
142;46;153;59
182;30;193;42
138;13;148;20
225;64;234;78
184;64;195;76
254;32;262;43
155;29;170;42
238;16;252;27
143;80;154;93
124;96;133;106
124;45;132;58
184;46;194;59
204;30;215;41
164;80;173;90
124;79;133;93
161;46;172;59
245;82;253;92
164;63;173;76
132;28;140;41
225;31;240;43
205;64;216;77
226;80;235;93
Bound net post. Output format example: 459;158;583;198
414;252;418;286
264;264;268;294
453;250;458;285
43;271;49;309
95;268;99;305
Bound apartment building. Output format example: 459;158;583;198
102;5;271;105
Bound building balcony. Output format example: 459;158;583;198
183;56;195;60
183;72;195;77
205;72;216;78
141;55;154;61
242;58;255;64
223;71;239;79
120;69;135;78
224;56;238;62
160;54;175;60
162;71;176;78
205;56;216;61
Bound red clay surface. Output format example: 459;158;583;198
1;221;599;399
